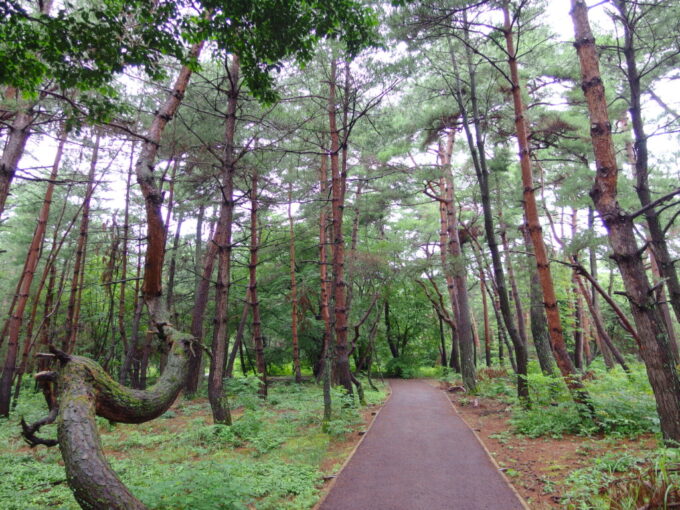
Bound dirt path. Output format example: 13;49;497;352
318;379;527;510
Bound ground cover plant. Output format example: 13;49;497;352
0;378;387;510
2;0;680;507
446;363;680;509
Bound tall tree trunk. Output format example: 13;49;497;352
440;131;476;391
571;0;680;442
166;210;184;323
503;4;591;409
63;131;100;354
438;313;448;367
480;266;492;367
520;226;556;376
384;300;399;359
437;176;461;373
288;182;302;382
612;0;680;327
449;22;528;400
328;57;353;394
572;277;584;370
317;150;332;379
0;128;65;416
208;54;239;424
184;203;205;394
249;167;267;396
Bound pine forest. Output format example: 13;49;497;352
1;1;680;508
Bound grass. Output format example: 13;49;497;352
0;376;387;510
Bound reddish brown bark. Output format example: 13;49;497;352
452;17;528;400
612;0;680;327
0;128;65;416
503;4;591;409
328;57;353;393
440;130;476;391
317;150;332;378
435;176;460;372
63;131;100;353
571;0;680;441
135;41;204;323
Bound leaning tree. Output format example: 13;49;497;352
14;2;378;508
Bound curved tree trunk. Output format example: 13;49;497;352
55;328;193;510
27;41;206;509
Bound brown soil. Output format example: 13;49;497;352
438;383;658;509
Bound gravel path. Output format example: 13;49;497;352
318;379;526;510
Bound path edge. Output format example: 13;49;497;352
312;381;393;510
441;386;531;510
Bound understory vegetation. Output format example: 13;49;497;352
1;0;680;508
447;363;680;509
0;378;387;510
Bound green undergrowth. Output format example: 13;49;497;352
562;447;680;509
0;377;387;510
456;361;677;509
471;361;661;439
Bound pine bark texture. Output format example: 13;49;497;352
451;21;528;399
440;131;476;391
612;0;680;328
503;4;591;408
208;54;240;423
0;130;65;416
328;57;353;394
571;0;680;442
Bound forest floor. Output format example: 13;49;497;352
0;378;388;510
438;380;661;509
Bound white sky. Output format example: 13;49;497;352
6;1;679;240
